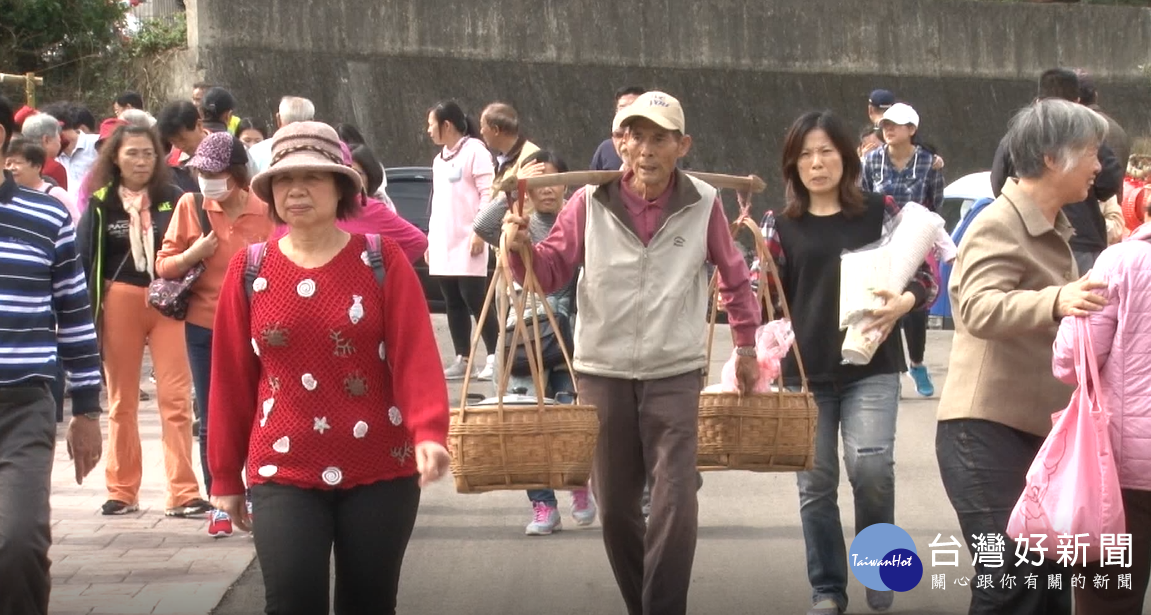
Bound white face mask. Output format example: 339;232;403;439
198;176;232;201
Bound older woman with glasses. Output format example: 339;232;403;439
76;125;207;518
936;98;1110;615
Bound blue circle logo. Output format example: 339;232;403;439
848;523;923;592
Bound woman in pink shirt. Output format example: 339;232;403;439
426;101;498;381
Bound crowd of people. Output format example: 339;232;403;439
0;62;1149;615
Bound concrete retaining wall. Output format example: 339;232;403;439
189;0;1151;212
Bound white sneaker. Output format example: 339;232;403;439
443;356;471;380
475;355;496;381
571;488;597;526
525;502;562;536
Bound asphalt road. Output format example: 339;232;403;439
211;316;1148;615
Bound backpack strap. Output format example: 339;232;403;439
193;193;211;234
243;242;268;301
364;234;386;287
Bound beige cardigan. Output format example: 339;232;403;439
936;180;1077;437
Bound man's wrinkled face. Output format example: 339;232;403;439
622;118;690;188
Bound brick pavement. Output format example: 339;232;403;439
47;360;255;615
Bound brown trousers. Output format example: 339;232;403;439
1074;488;1151;615
578;369;701;615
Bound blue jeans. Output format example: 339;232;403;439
797;372;899;611
185;323;213;496
509;368;576;508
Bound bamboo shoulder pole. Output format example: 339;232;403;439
519;170;766;194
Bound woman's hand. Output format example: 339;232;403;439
415;441;452;487
185;231;218;265
211;494;251;532
469;233;486;256
517;161;547;181
1055;272;1108;318
864;289;917;343
932;155;945;170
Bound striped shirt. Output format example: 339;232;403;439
0;171;102;413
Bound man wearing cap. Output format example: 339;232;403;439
867;89;896;127
505;91;761;615
862;102;946;399
73;118;130;216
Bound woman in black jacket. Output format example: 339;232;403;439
76;124;208;518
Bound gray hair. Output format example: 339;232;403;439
278;96;315;125
119;108;156;129
1006;98;1108;178
21;114;61;141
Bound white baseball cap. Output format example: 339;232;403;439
881;103;919;127
616;91;686;132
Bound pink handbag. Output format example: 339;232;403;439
1005;317;1125;563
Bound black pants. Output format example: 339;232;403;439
251;476;421;615
0;383;55;615
437;275;498;357
1074;488;1151;614
936;419;1071;615
49;362;65;423
901;308;928;365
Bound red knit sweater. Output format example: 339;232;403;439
208;234;449;496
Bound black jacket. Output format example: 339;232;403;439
991;136;1122;255
76;181;185;322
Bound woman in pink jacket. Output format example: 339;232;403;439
426;101;498;382
1052;222;1151;615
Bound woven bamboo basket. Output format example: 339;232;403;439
449;187;598;494
697;201;819;473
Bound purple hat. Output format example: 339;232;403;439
188;132;248;173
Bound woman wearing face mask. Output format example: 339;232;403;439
471;150;597;535
155;132;273;536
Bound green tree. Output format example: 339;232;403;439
0;0;128;74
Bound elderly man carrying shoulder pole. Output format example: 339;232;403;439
505;91;761;615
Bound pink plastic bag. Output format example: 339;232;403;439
1005;318;1125;563
713;320;794;393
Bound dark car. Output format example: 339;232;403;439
385;166;496;313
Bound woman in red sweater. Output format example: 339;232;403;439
208;121;451;615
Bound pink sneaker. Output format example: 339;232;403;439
525;502;561;536
571;488;597;526
207;510;233;538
